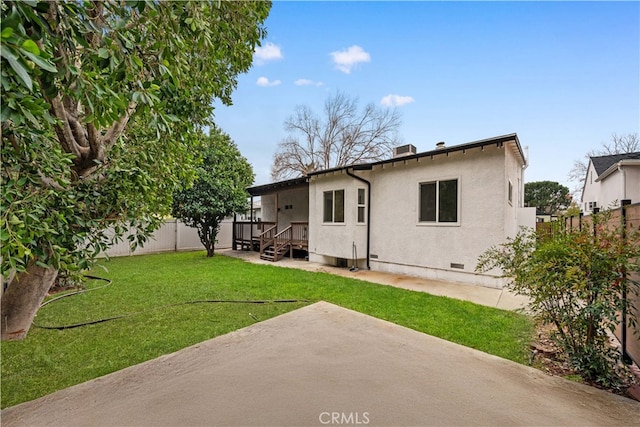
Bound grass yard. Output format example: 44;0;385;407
1;251;534;408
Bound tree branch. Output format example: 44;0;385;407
50;94;88;159
38;171;65;191
103;102;137;149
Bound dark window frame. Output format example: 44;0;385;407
323;189;345;224
419;178;459;224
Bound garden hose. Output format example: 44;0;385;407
34;276;309;330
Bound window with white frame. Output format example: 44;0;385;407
323;189;345;223
419;179;458;223
357;188;366;223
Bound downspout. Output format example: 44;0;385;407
346;168;371;270
618;164;626;201
521;146;529;207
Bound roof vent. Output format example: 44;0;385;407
393;144;417;158
436;141;446;149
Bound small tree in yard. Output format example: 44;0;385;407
172;129;253;257
477;211;640;389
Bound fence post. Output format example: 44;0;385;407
579;212;583;231
591;207;599;236
232;213;237;250
620;199;632;365
175;219;179;252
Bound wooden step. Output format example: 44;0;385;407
260;243;290;262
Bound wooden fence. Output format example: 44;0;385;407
563;202;640;366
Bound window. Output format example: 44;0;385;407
419;179;458;223
357;188;366;223
323;189;345;223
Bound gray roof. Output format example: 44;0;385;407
591;152;640;175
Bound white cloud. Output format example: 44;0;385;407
254;42;283;64
380;94;415;107
294;78;324;87
330;45;371;74
256;77;281;87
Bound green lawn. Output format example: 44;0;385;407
1;251;534;408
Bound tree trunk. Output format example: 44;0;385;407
206;246;215;257
198;223;217;257
1;263;58;341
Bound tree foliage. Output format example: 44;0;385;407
524;181;570;215
1;0;270;340
271;92;402;180
477;211;640;388
172;129;254;257
568;132;640;195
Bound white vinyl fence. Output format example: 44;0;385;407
100;219;233;257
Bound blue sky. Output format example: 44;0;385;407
213;1;639;192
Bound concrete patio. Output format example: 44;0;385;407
3;302;638;426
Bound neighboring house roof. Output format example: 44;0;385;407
593;152;640;182
581;152;640;203
308;133;525;178
590;152;640;176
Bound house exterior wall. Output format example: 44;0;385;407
625;167;640;203
308;173;368;263
260;187;309;228
599;166;640;208
584;165;640;213
309;143;527;288
581;161;601;213
598;172;626;210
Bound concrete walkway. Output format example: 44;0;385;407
221;249;530;311
3;302;639;426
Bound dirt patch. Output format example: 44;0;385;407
530;322;640;401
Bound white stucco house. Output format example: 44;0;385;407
234;133;536;288
580;152;640;214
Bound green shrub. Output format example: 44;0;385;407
477;210;639;388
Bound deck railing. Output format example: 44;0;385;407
274;226;293;260
234;221;275;250
259;224;277;254
290;222;308;246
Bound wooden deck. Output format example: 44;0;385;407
233;221;308;262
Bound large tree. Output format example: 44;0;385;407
1;0;270;340
172;128;253;257
271;92;402;180
524;181;570;215
568;133;639;195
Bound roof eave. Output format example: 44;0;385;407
247;176;309;196
309;133;524;178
